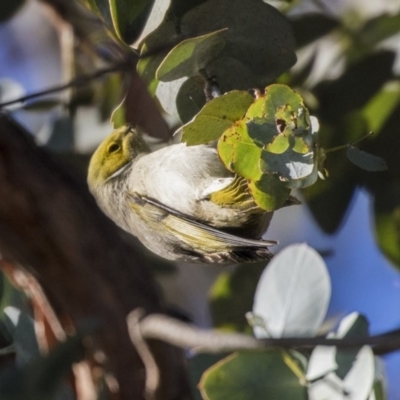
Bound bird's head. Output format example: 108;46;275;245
88;124;150;189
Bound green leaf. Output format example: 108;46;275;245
346;146;388;172
249;175;290;211
180;0;296;92
360;13;400;48
109;0;155;44
98;73;124;121
0;0;25;23
156;29;227;82
188;353;228;400
217;121;263;180
182;91;254;145
362;82;400;133
81;0;113;27
176;76;206;123
137;46;167;96
199;350;307;400
110;96;126;128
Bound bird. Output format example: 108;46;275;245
87;124;278;264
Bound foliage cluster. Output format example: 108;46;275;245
0;0;400;399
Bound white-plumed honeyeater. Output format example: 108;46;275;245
87;124;277;264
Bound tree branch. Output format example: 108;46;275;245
134;313;400;356
0;63;130;109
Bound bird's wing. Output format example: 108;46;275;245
127;192;278;252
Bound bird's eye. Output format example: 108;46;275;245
107;143;120;154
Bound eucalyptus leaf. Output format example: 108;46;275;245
252;244;331;338
180;0;296;92
218;121;263;180
156;77;187;117
110;96;126;128
199;350;306;400
176;76;206;123
109;0;155;44
346;146;388;172
362;82;400;134
157;29;227;82
343;346;375;400
137;47;167;96
306;345;338;382
188;353;229;400
335;313;369;379
260;149;315;181
360;13;400;48
182;91;254;145
248;175;290;211
81;0;113;27
308;372;344;400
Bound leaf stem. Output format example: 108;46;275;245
324;131;373;154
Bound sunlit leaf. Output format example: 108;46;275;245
343;346;375;400
252;244;331;338
110;96;126;128
182;91;254;145
249;175;290;211
362;82;400;134
306;345;337;381
199;350;306;400
157;29;227;82
218;122;263;180
346;146;388;172
308;372;344;400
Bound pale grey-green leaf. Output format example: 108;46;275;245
346;146;388;172
344;346;375;400
252;244;331;338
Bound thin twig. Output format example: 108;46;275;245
136;314;400;355
0;62;131;109
128;309;160;400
